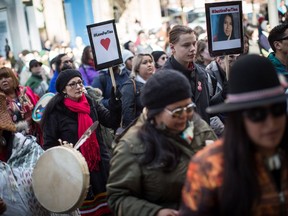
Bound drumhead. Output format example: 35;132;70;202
32;146;90;213
32;93;55;122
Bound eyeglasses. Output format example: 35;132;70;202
242;102;287;123
165;103;196;118
63;59;73;64
277;35;288;41
66;80;83;89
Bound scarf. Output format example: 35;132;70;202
64;94;100;171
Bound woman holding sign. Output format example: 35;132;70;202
41;69;121;215
213;13;235;42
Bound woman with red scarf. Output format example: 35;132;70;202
41;69;121;215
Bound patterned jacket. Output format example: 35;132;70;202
180;140;288;216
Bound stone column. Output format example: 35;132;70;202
42;0;68;44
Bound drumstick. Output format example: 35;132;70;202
74;121;99;150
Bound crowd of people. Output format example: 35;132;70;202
1;14;288;216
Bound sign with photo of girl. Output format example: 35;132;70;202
205;1;244;57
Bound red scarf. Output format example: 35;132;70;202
64;94;100;171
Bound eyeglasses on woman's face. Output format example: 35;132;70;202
242;102;287;123
66;79;83;89
165;103;196;118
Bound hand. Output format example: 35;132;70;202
109;86;122;110
111;85;122;101
157;209;179;216
40;68;47;82
0;198;7;214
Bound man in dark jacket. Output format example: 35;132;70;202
162;25;211;123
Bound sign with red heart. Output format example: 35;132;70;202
87;20;123;70
100;38;111;51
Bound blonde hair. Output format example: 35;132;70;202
131;53;154;77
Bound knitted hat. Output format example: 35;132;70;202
0;93;16;132
151;51;166;62
121;49;134;63
141;69;192;111
56;69;82;93
206;55;288;114
29;59;42;71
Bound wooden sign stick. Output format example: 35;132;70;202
109;67;117;93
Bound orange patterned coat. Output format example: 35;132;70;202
180;140;288;216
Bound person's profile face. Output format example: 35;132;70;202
223;15;233;37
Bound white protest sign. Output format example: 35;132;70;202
87;20;123;70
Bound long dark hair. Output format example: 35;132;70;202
81;46;92;65
218;13;235;40
137;118;181;172
2;130;14;161
40;93;65;130
220;111;288;215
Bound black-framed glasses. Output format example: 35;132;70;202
66;80;83;89
277;36;288;41
242;102;287;123
165;103;196;118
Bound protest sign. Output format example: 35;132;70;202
87;20;122;70
205;1;243;57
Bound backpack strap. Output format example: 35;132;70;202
131;78;137;116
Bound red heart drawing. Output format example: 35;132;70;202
100;38;110;50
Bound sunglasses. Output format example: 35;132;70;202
66;80;83;89
165;103;196;118
242;102;287;123
277;35;288;41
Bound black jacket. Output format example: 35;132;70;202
162;56;211;123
